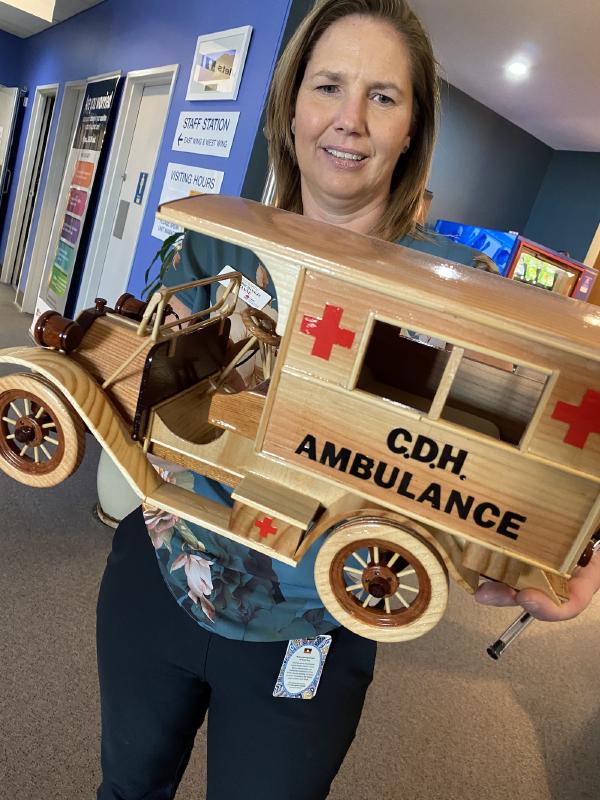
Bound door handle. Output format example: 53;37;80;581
2;168;11;195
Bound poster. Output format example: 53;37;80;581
43;76;120;313
152;162;224;241
172;111;239;158
186;26;252;101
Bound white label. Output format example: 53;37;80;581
172;111;239;157
218;265;271;310
282;646;322;694
152;162;224;241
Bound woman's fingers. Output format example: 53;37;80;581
474;554;600;622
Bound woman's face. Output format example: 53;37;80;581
294;14;414;216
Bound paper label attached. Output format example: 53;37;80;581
217;265;271;310
273;635;332;700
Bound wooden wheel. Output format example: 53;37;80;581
315;517;448;642
0;373;85;488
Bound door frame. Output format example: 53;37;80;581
75;64;178;314
1;83;58;287
19;80;86;313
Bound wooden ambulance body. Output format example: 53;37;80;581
158;196;600;580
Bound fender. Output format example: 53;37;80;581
0;346;163;499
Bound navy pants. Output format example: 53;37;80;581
96;507;377;800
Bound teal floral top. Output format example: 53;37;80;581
142;225;480;642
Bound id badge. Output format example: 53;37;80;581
273;635;332;700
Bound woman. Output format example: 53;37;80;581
96;2;600;799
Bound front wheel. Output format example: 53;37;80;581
0;372;85;488
315;517;449;642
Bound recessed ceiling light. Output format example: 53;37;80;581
505;60;530;80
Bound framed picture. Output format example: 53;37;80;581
186;25;253;101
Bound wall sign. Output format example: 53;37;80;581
152;161;224;241
186;26;252;101
41;75;120;314
172;111;239;158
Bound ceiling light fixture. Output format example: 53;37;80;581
3;1;56;23
505;59;530;80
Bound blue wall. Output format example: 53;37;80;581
524;151;600;262
0;29;23;86
1;0;292;299
428;84;553;234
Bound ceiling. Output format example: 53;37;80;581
0;0;102;37
0;0;598;151
409;0;600;151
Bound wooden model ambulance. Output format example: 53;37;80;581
1;196;599;642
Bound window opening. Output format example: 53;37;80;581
356;320;450;413
356;320;548;446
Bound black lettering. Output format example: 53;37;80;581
387;428;411;454
497;511;526;540
374;462;399;489
295;434;317;460
349;453;373;480
444;490;474;520
320;440;351;472
396;471;416;500
473;502;500;529
416;482;442;509
412;435;438;463
438;443;468;475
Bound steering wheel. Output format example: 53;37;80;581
241;307;280;347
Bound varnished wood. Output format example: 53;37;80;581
314;517;449;642
0;347;162;499
231;471;321;529
157;195;600;358
208;385;267;439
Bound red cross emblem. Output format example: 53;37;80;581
254;516;278;538
300;304;355;360
551;389;600;448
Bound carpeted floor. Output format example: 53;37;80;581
0;283;598;800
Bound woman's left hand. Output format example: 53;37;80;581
474;553;600;621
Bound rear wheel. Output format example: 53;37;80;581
0;373;85;487
315;516;448;642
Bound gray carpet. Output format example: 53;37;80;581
0;283;598;800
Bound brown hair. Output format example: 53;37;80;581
265;0;439;241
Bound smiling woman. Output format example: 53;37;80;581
94;4;499;800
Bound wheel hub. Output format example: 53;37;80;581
362;564;399;598
14;417;44;446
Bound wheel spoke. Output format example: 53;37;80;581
386;552;400;569
40;444;51;459
10;402;21;418
2;416;16;425
19;444;29;457
34;406;46;419
384;597;391;614
397;582;418;593
351;551;368;569
44;435;59;445
343;566;363;576
397;566;416;578
34;447;40;463
394;590;410;608
24;398;31;416
6;433;16;440
362;593;375;608
372;545;380;565
41;422;55;429
345;582;364;592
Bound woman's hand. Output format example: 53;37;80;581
474;553;600;622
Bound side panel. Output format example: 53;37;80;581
262;371;597;573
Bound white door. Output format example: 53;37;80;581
0;87;20;227
95;83;170;303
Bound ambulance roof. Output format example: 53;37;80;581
158;195;600;361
